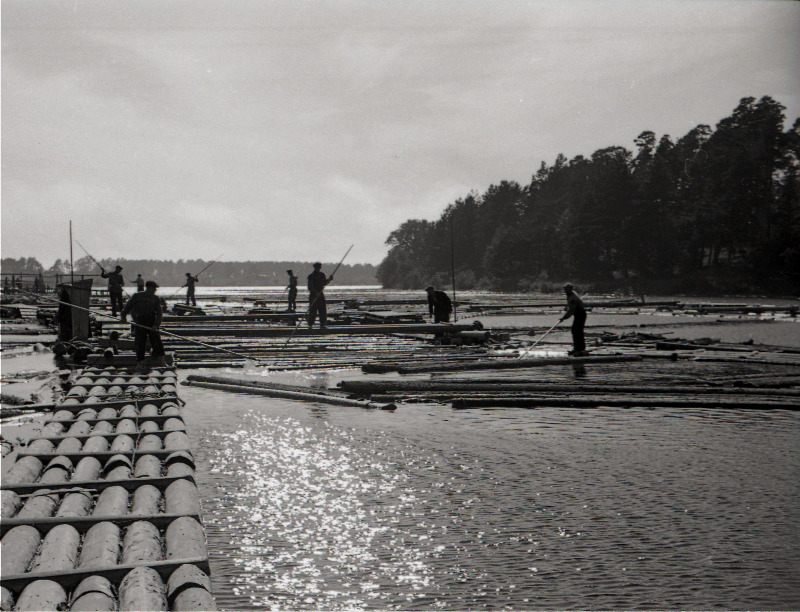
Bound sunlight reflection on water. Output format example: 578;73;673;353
182;387;800;611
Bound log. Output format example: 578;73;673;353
389;354;643;374
0;586;13;611
118;566;168;612
165;479;201;516
131;484;162;516
1;490;21;518
168;564;216;611
71;575;115;612
78;521;121;569
162;322;476;337
4;456;43;485
1;525;41;574
122;519;163;564
451;394;800;409
166;517;207;560
183;378;394;410
134;455;163;478
93;486;129;516
15;580;68;612
30;523;80;572
338;380;800;397
56;490;93;518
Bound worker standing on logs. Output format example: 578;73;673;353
307;262;332;330
286;269;298;312
560;282;587;356
426;285;453;323
100;265;125;316
132;274;145;292
185;272;199;306
121;280;166;371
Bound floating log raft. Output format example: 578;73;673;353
158;322;477;337
183;374;396;410
0;365;215;611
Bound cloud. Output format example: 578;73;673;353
2;0;798;268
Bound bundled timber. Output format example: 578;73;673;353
0;364;215;611
372;354;643;374
183;374;396;410
451;394;799;410
159;322;476;337
339;380;800;398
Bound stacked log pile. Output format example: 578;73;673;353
0;365;215;611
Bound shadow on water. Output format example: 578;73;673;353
179;383;800;611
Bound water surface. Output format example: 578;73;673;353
180;384;800;610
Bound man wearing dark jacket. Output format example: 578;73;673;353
121;280;165;369
307;263;332;330
560;282;587;355
101;265;125;316
426;286;453;323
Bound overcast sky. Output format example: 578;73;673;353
2;0;798;267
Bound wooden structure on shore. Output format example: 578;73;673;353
0;365;215;611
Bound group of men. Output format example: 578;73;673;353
426;283;586;354
103;258;587;369
99;265;201;370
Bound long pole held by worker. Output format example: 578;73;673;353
283;244;354;348
18;289;270;367
75;239;130;297
518;319;561;358
165;253;224;300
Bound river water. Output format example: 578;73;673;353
179;383;800;610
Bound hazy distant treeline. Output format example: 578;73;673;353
0;257;378;287
378;96;800;295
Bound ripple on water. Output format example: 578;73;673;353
182;389;800;611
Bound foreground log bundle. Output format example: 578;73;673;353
0;365;215;611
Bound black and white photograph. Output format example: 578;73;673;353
1;1;798;610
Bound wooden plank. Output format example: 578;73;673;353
1;475;194;495
45;414;183;426
33;395;182;414
30;430;179;443
0;512;201;536
18;450;190;461
0;557;211;592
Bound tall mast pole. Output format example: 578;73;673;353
69;220;74;284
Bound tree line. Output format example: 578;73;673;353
377;96;800;295
0;257;378;287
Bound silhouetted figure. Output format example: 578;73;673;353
57;286;73;340
426;286;453;323
286;269;298;312
307;262;332;330
133;274;145;292
101;265;125;316
185;273;199;306
121;280;165;370
560;282;587;355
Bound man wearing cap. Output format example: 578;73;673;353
559;282;587;356
307;262;332;330
425;285;453;323
100;265;125;316
121;280;165;369
286;269;298;312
